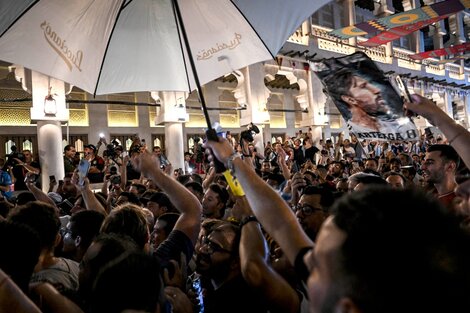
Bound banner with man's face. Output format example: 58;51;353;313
314;52;418;141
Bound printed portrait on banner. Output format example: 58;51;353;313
314;52;418;141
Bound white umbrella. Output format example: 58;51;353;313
0;0;329;96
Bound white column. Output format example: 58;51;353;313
152;91;188;169
37;121;64;192
239;64;270;126
165;122;185;171
12;67;69;191
444;90;454;119
465;94;470;129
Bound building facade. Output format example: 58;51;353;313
0;0;469;175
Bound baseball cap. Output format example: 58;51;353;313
84;144;97;152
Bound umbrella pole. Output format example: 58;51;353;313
171;0;213;133
172;0;245;196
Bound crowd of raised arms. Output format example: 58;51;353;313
0;94;470;313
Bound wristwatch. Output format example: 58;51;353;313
239;215;258;228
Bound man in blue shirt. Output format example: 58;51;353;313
0;158;13;200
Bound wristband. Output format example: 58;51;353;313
239;215;258;228
226;152;241;175
448;127;466;145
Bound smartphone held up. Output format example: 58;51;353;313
78;158;91;186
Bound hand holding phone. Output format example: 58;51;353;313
78;158;91;186
394;75;411;103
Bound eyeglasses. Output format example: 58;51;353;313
295;204;324;216
200;235;232;254
60;227;73;237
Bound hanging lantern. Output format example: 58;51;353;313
44;87;57;116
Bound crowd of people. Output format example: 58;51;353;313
0;94;470;313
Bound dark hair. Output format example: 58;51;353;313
331;188;470;313
204;220;241;257
64;144;75;153
323;68;355;120
0;199;14;218
190;173;203;185
156;213;180;237
148;192;176;213
401;165;417;177
389;157;401;165
100;204;149;250
91;251;164;313
266;173;286;186
131;183;147;195
79;233;139;306
69;210;105;248
398;153;413;166
331;161;344;169
365;158;378;166
355;174;387;186
0;220;41;293
208;183;229;213
427;144;460;169
301;186;334;209
118;191;141;206
184;181;204;196
8;201;60;250
15;192;36;206
383;171;406;183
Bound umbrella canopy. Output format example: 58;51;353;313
0;0;329;95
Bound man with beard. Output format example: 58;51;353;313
325;69;414;135
195;220;274;313
204;137;470;313
421;144;459;213
295;186;333;241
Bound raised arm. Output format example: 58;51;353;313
234;196;300;313
71;173;107;216
405;94;470;168
132;152;202;245
25;172;59;213
0;269;42;313
204;139;313;266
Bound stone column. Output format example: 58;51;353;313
153;91;188;170
464;94;470;129
165;122;185;170
239;64;270;126
12;67;69;192
37;121;64;191
444;90;454;119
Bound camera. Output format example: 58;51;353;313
109;165;118;175
6;146;24;166
129;144;143;155
240;123;260;143
110;175;121;185
104;144;117;159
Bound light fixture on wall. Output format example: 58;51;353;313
44;86;57;116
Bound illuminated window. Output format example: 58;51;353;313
107;93;138;127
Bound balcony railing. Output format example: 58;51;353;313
302;24;469;82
